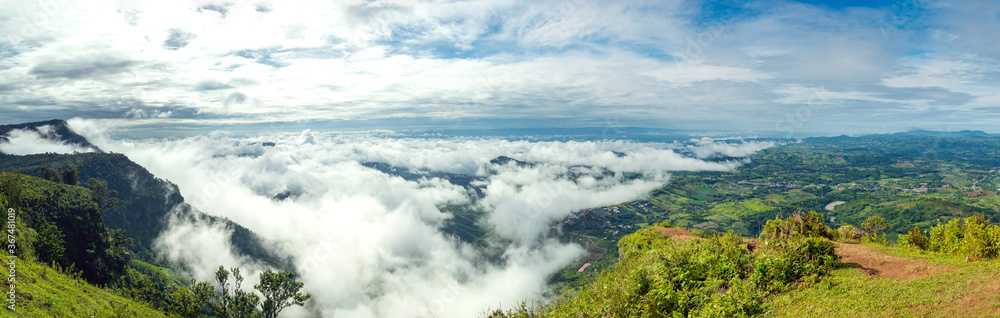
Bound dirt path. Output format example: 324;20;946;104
653;227;702;242
834;242;950;281
650;229;947;282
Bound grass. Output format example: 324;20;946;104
1;257;170;317
769;244;1000;317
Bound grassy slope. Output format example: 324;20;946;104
770;244;1000;317
1;258;170;317
0;172;171;316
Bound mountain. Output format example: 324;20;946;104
0;119;102;152
0;120;285;270
888;129;993;138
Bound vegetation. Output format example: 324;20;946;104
488;213;840;317
551;133;1000;286
0;255;170;317
0;171;309;317
0;119;283;268
6;120;1000;316
768;244;1000;317
170;266;311;318
0;119;100;150
898;214;1000;260
0;172;130;285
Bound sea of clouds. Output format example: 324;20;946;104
3;119;776;317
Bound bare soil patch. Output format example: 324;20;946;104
653;227;702;242
834;242;950;281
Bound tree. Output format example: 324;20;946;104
104;229;133;282
206;266;261;318
39;166;59;182
256;269;312;318
35;217;66;264
87;177;120;213
167;284;208;318
195;266;312;318
861;216;888;241
58;164;79;185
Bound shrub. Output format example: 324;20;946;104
919;215;1000;260
962;215;992;260
861;216;888;242
927;220;946;252
837;224;863;242
942;218;964;254
760;211;835;248
897;227;928;250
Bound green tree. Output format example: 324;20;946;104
58;164;79;185
207;266;261;318
256;269;312;318
35;217;66;264
104;229;133;283
861;216;888;242
167;283;210;318
193;266;312;318
87;177;120;213
39;166;59;182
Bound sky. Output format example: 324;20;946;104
1;0;998;137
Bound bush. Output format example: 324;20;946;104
861;216;888;242
916;215;1000;260
837;224;863;242
761;211;835;243
897;227;928;250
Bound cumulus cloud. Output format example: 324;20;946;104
71;119;772;317
125;108;173;119
687;137;779;158
0;125;97;155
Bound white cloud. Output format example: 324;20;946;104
687;137;778;158
0;125;96;155
6;0;997;134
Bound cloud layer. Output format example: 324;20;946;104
2;0;999;135
70;118;767;317
0;125;97;155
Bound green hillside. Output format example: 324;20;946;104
0;258;170;317
493;212;1000;317
0;120;283;268
490;213;842;317
0;172;172;316
0;151;284;269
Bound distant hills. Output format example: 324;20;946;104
808;129;996;142
888;129;994;137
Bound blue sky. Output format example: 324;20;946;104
0;0;998;137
